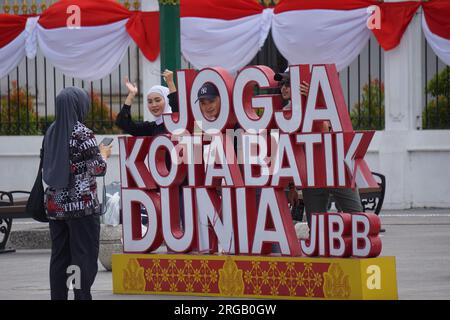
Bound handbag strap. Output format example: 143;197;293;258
102;175;107;214
39;136;45;171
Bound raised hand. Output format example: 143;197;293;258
300;81;310;97
162;69;177;93
162;69;174;84
125;76;138;97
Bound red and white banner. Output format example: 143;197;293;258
181;0;448;72
272;2;374;71
181;0;270;73
422;0;450;66
0;0;159;80
2;0;449;80
273;1;421;69
0;14;28;77
371;1;420;51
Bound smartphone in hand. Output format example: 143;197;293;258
100;137;114;146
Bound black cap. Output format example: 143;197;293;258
195;82;220;103
274;72;290;86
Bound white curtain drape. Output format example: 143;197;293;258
0;0;159;80
37;19;132;81
181;6;375;72
272;8;372;71
422;14;450;66
181;9;273;74
0;31;27;78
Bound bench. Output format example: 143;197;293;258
358;172;386;217
292;172;386;230
0;191;30;254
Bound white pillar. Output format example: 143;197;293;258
141;0;161;122
384;4;423;131
378;2;423;209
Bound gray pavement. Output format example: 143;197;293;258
1;208;450;300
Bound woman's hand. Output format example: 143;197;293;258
124;77;138;106
162;69;174;84
162;69;177;93
300;81;309;97
125;76;138;96
99;143;112;160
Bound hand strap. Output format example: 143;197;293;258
102;176;107;214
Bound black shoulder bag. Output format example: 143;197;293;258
26;139;49;223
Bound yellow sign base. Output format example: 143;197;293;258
112;254;397;300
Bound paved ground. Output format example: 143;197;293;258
1;208;450;300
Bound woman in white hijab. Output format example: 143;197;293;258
115;69;178;136
115;70;185;228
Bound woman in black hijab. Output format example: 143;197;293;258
43;87;112;300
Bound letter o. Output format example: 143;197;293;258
148;135;179;187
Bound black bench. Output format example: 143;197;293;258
0;191;31;254
358;172;386;216
292;172;386;229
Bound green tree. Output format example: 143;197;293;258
1;83;124;135
0;81;40;135
350;79;385;130
423;66;450;129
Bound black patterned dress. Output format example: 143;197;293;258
44;122;107;220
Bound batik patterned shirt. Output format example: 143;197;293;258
45;122;107;220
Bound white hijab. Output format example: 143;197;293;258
147;85;172;125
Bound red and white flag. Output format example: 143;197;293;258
0;0;159;80
180;0;437;72
0;14;28;78
422;0;450;66
181;0;270;73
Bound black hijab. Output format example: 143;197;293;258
43;87;90;188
